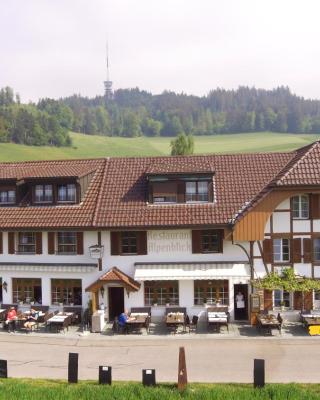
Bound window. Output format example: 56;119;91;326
57;184;76;203
144;281;179;306
0;190;15;204
194;280;229;305
121;232;137;254
35;184;53;203
201;230;222;253
273;238;290;262
314;238;320;262
17;232;36;254
152;181;177;204
12;278;42;304
57;232;77;254
292;195;309;219
186;181;209;202
51;279;82;305
274;289;291;308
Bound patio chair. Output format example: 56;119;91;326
277;313;283;333
186;315;198;333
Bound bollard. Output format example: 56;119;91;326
99;366;112;385
253;358;265;388
178;347;187;391
0;360;7;378
68;352;79;383
142;369;156;386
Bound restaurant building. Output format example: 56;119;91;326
0;141;320;321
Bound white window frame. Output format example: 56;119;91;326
273;238;290;262
273;289;292;309
292;195;309;219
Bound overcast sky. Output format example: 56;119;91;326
1;0;319;102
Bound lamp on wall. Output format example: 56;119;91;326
2;281;7;292
100;286;105;298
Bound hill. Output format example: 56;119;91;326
0;132;319;162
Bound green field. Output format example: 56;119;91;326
0;132;319;162
1;380;320;400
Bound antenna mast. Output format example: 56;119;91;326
104;41;113;102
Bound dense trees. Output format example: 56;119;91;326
1;85;320;148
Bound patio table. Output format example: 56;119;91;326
166;313;185;333
257;314;281;334
207;312;229;332
126;314;149;334
47;313;73;332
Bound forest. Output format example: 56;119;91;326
1;85;320;146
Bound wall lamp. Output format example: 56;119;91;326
2;281;8;292
100;286;105;297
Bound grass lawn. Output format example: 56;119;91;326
0;132;319;162
1;380;320;400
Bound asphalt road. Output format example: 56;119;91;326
0;334;319;383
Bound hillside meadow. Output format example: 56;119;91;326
0;132;319;162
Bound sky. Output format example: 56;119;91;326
1;0;320;102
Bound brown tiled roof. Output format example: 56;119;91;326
146;158;214;175
0;159;106;228
275;141;320;186
93;153;295;228
1;140;320;229
0;159;101;180
85;266;140;292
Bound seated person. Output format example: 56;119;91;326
5;307;17;333
118;309;134;330
24;308;38;332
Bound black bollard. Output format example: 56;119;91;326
68;352;79;383
99;366;112;385
142;369;156;386
0;360;7;378
253;358;265;388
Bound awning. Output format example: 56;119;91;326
86;266;141;292
134;262;250;281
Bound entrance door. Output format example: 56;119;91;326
234;284;248;320
108;287;124;321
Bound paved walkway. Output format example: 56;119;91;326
0;323;319;383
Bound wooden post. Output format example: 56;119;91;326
99;366;112;385
91;291;97;313
177;347;187;391
68;353;78;384
0;360;7;378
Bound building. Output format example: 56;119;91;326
0;141;320;321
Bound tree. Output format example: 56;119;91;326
122;111;142;137
170;133;194;156
142;117;162;136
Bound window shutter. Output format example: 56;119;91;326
208;180;214;202
310;194;320;219
303;238;312;263
8;232;15;254
35;232;42;254
177;182;185;203
0;232;2;254
110;232;120;255
292;238;301;263
304;291;313;310
137;231;147;255
48;232;55;255
262;239;273;263
264;290;273;311
294;291;302;310
148;182;154;203
192;230;202;253
76;232;84;255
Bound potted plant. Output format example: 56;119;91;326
203;297;207;307
19;299;24;305
165;297;170;307
59;299;63;307
280;300;285;311
153;297;158;307
30;298;35;305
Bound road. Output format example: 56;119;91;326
0;334;319;383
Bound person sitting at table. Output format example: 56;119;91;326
5;306;17;333
24;308;38;332
118;309;134;333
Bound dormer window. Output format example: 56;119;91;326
0;189;15;205
153;182;177;204
186;181;208;202
58;184;76;203
35;184;53;203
